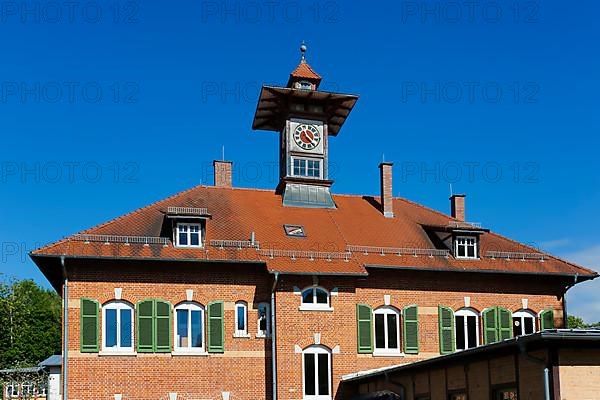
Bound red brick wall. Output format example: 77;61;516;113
64;261;566;400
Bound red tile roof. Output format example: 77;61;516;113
290;61;321;81
32;185;597;279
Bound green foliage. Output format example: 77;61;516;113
0;275;61;370
567;315;600;329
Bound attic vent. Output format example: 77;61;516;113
284;225;306;237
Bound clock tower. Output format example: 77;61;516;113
252;44;358;208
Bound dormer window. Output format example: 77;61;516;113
176;223;203;247
454;236;478;259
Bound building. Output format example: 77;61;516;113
1;355;62;400
31;46;598;400
342;329;600;400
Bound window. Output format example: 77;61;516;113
6;383;18;397
176;223;202;247
448;393;467;400
292;157;322;178
513;310;536;337
303;345;332;400
21;383;33;398
454;236;478;259
494;388;518;400
284;224;306;237
257;302;271;337
300;287;331;310
174;302;205;352
235;301;248;337
373;307;401;355
102;301;134;352
298;81;312;90
455;308;479;350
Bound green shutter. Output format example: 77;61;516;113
498;307;513;341
155;300;172;353
207;301;224;353
483;307;498;344
80;298;99;353
438;306;455;354
137;300;154;353
356;304;373;353
540;309;555;330
403;305;419;354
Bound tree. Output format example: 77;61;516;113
567;314;600;329
0;275;61;369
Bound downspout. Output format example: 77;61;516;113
562;274;578;328
270;272;279;400
61;256;68;400
518;339;551;400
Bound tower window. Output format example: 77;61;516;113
292;157;322;179
298;81;312;90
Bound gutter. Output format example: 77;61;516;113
562;274;579;328
60;256;68;400
364;264;597;281
271;272;279;400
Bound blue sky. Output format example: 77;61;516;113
1;0;599;322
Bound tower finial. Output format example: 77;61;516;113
300;41;307;62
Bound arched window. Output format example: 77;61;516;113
235;301;248;336
373;306;401;355
257;302;270;337
455;308;479;350
102;301;134;352
174;302;205;352
302;345;332;400
300;287;331;310
513;310;536;336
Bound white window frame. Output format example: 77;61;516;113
373;306;402;356
291;156;323;179
234;301;249;337
298;80;312;90
299;286;332;311
175;223;203;248
101;301;135;354
454;236;478;259
513;309;537;336
6;383;18;398
302;345;332;400
257;302;271;338
173;302;206;354
454;308;480;351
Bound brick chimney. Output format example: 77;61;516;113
450;194;466;221
214;160;232;188
379;162;394;218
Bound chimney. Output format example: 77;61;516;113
450;194;466;221
379;162;394;218
214;160;232;188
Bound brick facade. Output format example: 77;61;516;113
62;259;567;400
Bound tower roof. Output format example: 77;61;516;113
289;60;322;81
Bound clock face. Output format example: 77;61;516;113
293;124;321;151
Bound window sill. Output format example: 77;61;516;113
99;350;137;357
171;350;208;356
454;257;480;261
372;351;405;357
256;334;271;339
233;333;251;338
298;305;334;312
